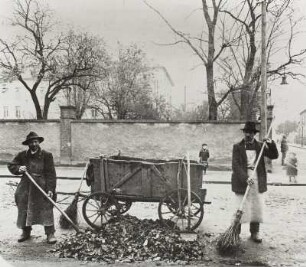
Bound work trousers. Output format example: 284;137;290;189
281;152;287;165
22;225;55;235
238;222;260;234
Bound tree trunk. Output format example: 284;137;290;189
30;92;43;119
208;99;218;120
240;85;254;121
206;63;217;120
42;97;50;120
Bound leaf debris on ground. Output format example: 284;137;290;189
51;215;205;264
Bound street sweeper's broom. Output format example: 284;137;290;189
59;163;89;229
24;171;81;233
216;121;274;255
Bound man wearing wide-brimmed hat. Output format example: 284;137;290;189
8;131;57;244
231;121;278;243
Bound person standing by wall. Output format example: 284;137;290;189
199;143;210;175
280;135;289;166
7;132;57;244
286;152;298;183
231;121;278;243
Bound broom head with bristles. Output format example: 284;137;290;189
216;209;243;255
59;193;79;229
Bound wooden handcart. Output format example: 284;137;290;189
83;155;211;231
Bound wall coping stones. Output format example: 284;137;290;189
0;119;60;123
71;120;248;124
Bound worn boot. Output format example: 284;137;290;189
46;233;57;244
250;222;262;243
251;232;262;243
18;228;31;242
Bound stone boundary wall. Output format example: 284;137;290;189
70;120;246;166
0;120;60;163
0;109;251;167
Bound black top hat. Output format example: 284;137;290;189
241;121;259;133
22;131;44;145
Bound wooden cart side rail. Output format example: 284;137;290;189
101;158;201;167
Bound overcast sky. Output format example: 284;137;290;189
0;0;305;124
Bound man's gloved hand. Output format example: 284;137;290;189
263;138;274;148
247;177;254;186
47;191;53;199
18;166;27;173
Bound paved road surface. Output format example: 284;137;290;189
0;143;305;266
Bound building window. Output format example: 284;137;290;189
91;108;97;118
16;106;21;118
4;106;9;118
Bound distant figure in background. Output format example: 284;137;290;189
199;143;210;175
286;152;298;183
280;135;288;166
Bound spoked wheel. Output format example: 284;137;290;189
82;192;120;229
116;199;132;214
158;189;204;231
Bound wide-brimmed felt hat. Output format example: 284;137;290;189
241;121;259;133
22;131;44;145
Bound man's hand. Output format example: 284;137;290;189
18;166;27;173
47;191;53;199
247;177;254;186
263;138;273;148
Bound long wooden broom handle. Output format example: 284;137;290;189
76;162;89;193
238;120;274;212
25;171;81;233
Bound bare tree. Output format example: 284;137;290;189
91;44;170;120
144;0;306;121
144;0;233;121
218;0;306;120
62;31;110;119
0;0;107;119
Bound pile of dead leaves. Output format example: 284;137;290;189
52;215;204;264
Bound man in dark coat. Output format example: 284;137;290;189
231;121;278;243
8;132;57;244
280;135;288;166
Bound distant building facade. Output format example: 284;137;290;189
0;65;174;120
0;79;62;119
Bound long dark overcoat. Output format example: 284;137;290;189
8;148;56;228
231;139;278;194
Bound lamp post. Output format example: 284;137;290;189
302;117;305;147
260;0;267;140
302;125;304;147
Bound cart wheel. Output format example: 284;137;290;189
117;199;132;214
158;188;204;231
82;192;120;229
